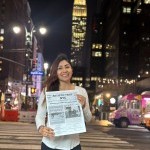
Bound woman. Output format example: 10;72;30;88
35;53;92;150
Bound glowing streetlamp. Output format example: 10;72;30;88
12;26;21;34
105;93;111;98
44;62;49;76
39;27;47;35
13;25;47;110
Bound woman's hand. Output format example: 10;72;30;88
77;94;86;109
38;125;55;139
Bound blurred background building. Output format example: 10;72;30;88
70;0;150;107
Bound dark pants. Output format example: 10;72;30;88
41;142;81;150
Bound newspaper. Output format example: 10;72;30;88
46;90;86;136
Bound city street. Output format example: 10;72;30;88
1;0;150;149
1;120;150;150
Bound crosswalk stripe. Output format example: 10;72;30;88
0;122;139;150
0;144;40;150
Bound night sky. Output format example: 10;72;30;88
28;0;74;63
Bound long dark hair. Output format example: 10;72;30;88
44;53;71;92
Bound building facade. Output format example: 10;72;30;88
0;0;44;110
0;0;30;93
70;0;150;104
70;0;88;87
91;0;150;105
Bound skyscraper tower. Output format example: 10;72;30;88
70;0;87;67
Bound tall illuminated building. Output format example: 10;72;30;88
70;0;88;87
70;0;87;67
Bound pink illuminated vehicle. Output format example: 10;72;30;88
109;93;150;129
141;91;150;131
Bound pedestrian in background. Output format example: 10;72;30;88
94;108;100;120
35;53;92;150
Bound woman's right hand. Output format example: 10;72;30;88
38;125;55;139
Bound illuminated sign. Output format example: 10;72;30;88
30;70;44;76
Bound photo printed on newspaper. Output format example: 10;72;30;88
46;90;86;136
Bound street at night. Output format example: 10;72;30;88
0;0;150;150
0;120;150;150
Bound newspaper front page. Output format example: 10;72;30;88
46;90;86;136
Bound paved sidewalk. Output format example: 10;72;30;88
0;120;136;150
0;116;114;127
87;117;114;126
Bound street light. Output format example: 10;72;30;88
13;25;47;110
44;62;49;76
39;27;47;35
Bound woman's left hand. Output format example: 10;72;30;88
38;126;55;139
77;94;86;109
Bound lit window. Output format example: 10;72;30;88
137;9;141;14
123;7;131;14
105;52;109;57
92;44;96;49
96;52;102;57
127;7;131;13
144;0;150;4
0;60;2;71
92;51;102;57
96;45;99;49
123;0;131;2
99;44;102;49
123;7;126;13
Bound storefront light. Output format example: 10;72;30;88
144;113;150;118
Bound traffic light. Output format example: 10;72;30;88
25;32;32;47
31;87;36;94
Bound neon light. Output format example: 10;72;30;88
144;98;150;101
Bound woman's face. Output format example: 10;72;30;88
57;60;73;83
